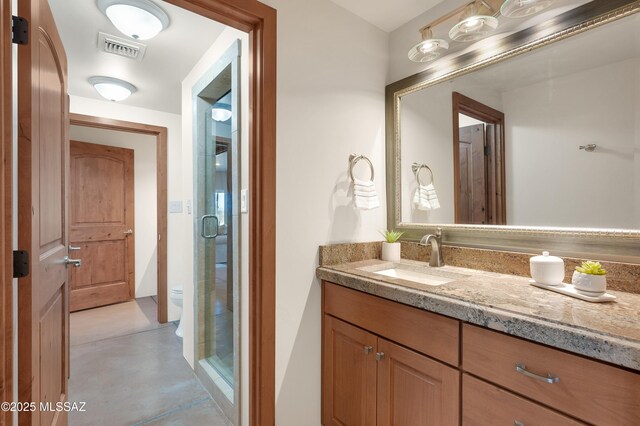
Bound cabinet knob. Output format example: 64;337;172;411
363;346;373;355
375;352;385;361
514;421;524;426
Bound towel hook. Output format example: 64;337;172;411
412;163;434;186
579;144;597;152
349;154;374;182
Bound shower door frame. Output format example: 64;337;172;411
193;41;242;422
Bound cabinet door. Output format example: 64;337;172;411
323;315;377;426
377;338;460;426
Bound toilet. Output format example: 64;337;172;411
170;286;184;338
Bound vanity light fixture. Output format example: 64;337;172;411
97;0;170;40
449;1;499;42
408;27;449;62
89;76;137;101
500;0;554;18
211;103;232;122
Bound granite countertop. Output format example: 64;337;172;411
316;258;640;371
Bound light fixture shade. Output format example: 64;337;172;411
97;0;170;40
449;15;499;42
211;104;232;122
408;38;449;62
89;76;137;101
500;0;554;18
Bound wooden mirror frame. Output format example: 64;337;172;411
385;0;640;263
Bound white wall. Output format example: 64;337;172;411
400;81;502;224
69;96;183;321
503;58;639;228
69;125;158;298
259;0;388;423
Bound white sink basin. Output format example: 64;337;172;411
372;267;458;286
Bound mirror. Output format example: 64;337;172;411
387;1;640;259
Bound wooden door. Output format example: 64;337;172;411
323;315;377;426
458;124;487;224
17;0;69;424
377;338;459;426
69;141;134;311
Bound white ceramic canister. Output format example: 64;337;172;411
530;251;565;286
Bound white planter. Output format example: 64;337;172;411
381;242;401;262
572;271;607;295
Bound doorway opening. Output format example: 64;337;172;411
69;114;168;323
452;92;506;225
6;0;275;424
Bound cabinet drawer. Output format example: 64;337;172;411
324;282;459;365
462;324;640;425
463;374;584;426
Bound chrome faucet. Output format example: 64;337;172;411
419;228;444;267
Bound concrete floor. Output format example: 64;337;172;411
69;297;232;426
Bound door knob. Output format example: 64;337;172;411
64;256;82;268
124;229;133;235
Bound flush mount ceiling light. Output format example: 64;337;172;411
408;27;449;62
211;104;232;122
500;0;554;18
97;0;170;40
449;1;499;42
89;76;137;101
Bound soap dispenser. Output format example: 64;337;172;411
530;251;565;286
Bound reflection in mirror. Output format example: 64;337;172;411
399;12;640;230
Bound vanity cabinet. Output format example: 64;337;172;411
322;281;640;426
323;315;459;426
322;282;460;425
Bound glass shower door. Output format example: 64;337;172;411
193;41;240;421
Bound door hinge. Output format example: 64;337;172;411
484;145;491;156
12;15;28;45
13;250;29;278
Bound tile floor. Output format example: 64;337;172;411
69;297;232;426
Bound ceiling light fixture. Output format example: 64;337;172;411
97;0;170;40
211;104;232;122
500;0;554;18
449;1;499;42
89;76;137;101
408;27;449;62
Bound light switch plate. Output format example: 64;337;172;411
169;200;183;213
241;189;248;213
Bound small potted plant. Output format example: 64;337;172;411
380;230;403;262
572;261;607;295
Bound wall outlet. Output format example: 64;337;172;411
241;189;248;213
168;200;183;213
186;200;192;215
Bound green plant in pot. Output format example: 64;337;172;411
571;261;607;295
380;230;403;262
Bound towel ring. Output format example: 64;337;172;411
349;154;374;182
412;163;434;186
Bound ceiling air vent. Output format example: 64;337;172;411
98;32;147;62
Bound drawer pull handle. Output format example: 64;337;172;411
515;363;560;384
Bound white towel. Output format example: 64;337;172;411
353;178;379;210
413;183;440;210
